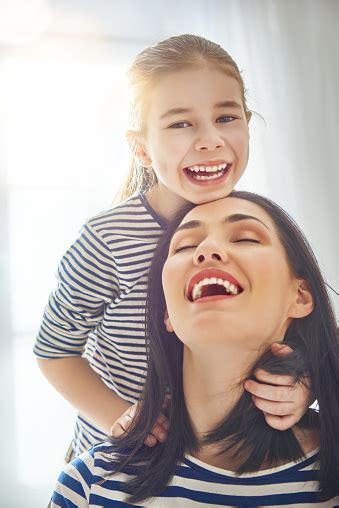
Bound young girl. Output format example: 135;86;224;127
50;192;339;506
34;34;310;460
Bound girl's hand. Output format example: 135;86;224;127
110;400;170;447
244;343;312;431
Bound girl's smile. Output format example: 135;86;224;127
132;65;251;219
183;159;231;185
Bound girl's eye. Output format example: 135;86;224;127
234;238;260;244
174;245;196;253
216;115;236;123
169;121;191;129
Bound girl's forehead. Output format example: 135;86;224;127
149;66;243;110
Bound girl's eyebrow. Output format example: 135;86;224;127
160;101;243;120
173;214;269;236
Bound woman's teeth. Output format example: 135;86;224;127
185;163;228;181
191;277;240;301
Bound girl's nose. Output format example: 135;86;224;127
193;240;228;265
194;125;225;151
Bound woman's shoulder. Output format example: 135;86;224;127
60;441;120;489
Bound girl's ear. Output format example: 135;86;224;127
126;130;152;167
164;309;174;333
290;279;314;319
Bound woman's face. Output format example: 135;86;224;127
162;197;309;352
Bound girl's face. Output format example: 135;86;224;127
136;65;250;206
162;197;312;352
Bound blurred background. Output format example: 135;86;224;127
0;0;338;506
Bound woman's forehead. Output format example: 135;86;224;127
179;197;273;228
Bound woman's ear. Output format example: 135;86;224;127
126;130;152;167
164;309;174;333
290;279;314;319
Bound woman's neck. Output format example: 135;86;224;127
183;345;252;438
182;346;319;470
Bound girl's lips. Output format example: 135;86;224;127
187;268;243;301
186;159;230;166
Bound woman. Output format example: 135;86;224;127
50;192;339;507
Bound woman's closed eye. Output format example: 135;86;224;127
234;238;260;244
174;245;197;253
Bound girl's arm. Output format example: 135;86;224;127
34;221;128;433
38;356;130;434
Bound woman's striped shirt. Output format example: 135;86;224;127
34;194;166;458
50;442;339;507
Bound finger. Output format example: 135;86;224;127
162;419;170;430
253;369;296;387
263;412;298;431
120;413;135;429
162;396;171;412
156;412;168;426
144;434;158;447
156;413;169;432
110;422;126;437
251;395;293;416
244;379;295;402
270;342;293;356
150;422;167;442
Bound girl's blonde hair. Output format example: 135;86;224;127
115;34;250;203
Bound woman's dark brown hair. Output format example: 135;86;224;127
107;191;339;503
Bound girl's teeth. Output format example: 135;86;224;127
186;164;228;181
195;173;221;180
187;163;228;174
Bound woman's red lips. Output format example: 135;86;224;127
187;268;243;302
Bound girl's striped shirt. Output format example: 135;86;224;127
50;442;339;507
34;194;166;458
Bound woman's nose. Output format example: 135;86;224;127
193;240;228;265
194;125;225;151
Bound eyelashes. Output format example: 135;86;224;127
174;245;197;253
173;238;260;253
233;238;260;244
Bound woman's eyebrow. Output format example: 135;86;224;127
173;214;268;237
224;214;269;230
173;220;202;236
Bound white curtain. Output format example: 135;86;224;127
0;1;338;506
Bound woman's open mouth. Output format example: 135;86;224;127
187;269;243;303
184;162;231;184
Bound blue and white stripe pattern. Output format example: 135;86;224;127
50;442;339;507
34;194;166;457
